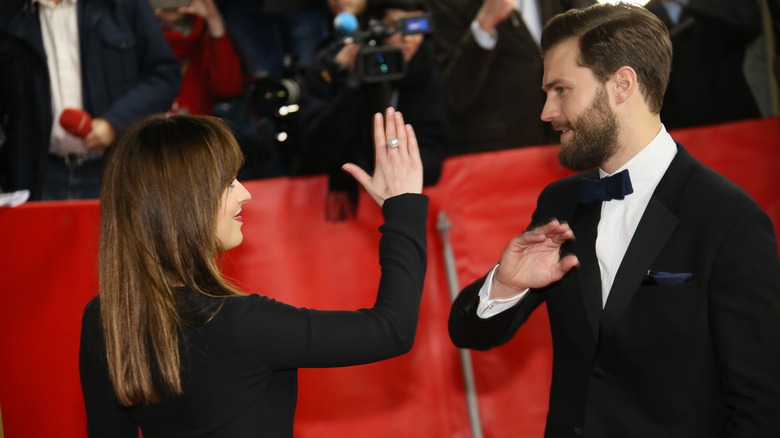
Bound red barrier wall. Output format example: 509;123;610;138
1;117;779;438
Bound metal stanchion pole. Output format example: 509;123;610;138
436;210;483;438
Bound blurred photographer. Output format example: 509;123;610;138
154;0;244;116
297;0;447;221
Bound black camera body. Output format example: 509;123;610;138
349;14;433;83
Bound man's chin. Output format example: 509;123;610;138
558;146;599;171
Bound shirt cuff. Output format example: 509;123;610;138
476;265;529;319
470;20;498;50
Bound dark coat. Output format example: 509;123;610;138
0;0;180;199
645;0;762;130
449;145;780;437
427;0;594;155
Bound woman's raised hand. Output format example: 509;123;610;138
342;107;423;206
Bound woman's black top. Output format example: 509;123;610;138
79;194;428;437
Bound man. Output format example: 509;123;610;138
0;0;180;200
427;0;593;155
449;3;780;437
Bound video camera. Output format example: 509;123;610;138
333;12;434;83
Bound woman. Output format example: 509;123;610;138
79;108;426;437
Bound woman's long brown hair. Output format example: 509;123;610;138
99;115;245;406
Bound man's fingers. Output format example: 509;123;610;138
550;228;575;245
559;254;580;273
520;227;549;242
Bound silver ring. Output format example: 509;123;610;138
386;137;399;148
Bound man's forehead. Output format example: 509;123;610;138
542;40;587;87
544;39;580;68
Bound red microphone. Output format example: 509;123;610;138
59;108;93;138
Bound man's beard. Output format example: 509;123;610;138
556;86;619;171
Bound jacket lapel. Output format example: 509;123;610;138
573;194;603;341
598;196;677;340
598;144;694;341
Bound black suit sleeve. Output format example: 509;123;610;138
448;273;549;350
707;201;780;437
448;182;570;350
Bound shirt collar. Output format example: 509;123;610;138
34;0;77;8
600;125;677;196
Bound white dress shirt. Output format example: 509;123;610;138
36;0;89;156
517;0;542;46
477;126;678;317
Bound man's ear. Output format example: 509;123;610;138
612;66;638;105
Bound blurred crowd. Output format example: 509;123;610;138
1;0;779;215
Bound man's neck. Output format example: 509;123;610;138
601;114;663;174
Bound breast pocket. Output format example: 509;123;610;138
641;270;694;287
634;276;699;320
98;32;140;92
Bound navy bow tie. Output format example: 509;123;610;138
579;169;634;204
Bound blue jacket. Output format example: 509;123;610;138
0;0;181;199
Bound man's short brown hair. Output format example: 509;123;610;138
541;2;672;114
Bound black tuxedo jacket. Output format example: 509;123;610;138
450;145;780;437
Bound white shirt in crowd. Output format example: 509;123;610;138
36;0;90;156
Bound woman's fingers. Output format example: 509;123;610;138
341;163;371;189
390;109;406;155
383;108;398;154
405;124;420;163
373;112;387;159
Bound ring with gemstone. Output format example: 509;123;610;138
386;137;399;148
